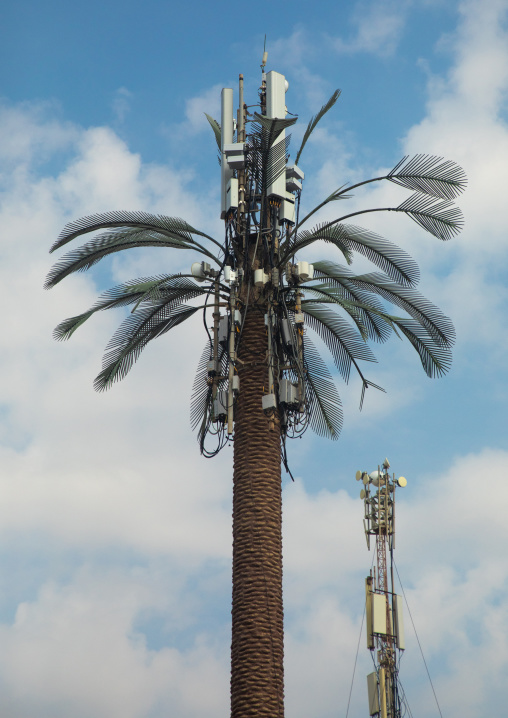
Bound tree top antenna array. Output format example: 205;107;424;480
47;53;465;717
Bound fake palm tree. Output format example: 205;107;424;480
45;67;465;718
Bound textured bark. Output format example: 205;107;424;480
231;304;284;718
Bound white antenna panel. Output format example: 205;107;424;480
221;88;234;218
266;71;287;200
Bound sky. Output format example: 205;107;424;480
0;0;507;716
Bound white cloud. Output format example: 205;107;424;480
184;84;223;134
112;87;133;124
332;0;411;56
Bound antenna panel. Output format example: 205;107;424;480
367;672;380;716
266;71;287;199
221;88;234;218
394;594;405;650
372;592;392;636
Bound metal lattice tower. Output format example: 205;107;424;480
355;459;407;718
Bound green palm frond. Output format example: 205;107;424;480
295;89;341;166
390;318;453;377
45;228;218;289
284;224;419;286
303;281;394;343
303;335;343;440
205;114;221;150
340;225;419;286
53;276;187;341
387;155;467;200
280;223;353;265
92;278;205;391
346;272;455;347
50;212;220;253
395;193;464;240
302;303;377;383
191;342;214;438
94;302;201;391
312;262;403;342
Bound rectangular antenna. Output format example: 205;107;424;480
221;88;234;218
265;71;287;200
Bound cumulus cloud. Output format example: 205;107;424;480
111;87;133;124
332;0;411;57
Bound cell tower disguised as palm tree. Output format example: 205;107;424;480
46;57;465;717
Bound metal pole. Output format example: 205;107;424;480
379;667;388;718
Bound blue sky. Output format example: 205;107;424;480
1;0;507;716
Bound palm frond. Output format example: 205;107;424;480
191;342;214;431
395;193;464;240
347;272;455;347
302;303;377;383
343;225;419;286
45;228;217;289
295;89;341;166
205;114;221;151
388;155;467;200
303;335;343;440
312;260;394;342
265;134;291;190
303;280;393;343
51;212;218;253
390;318;453;377
252;113;298;149
280;223;353;265
53;276;182;341
94;302;200;391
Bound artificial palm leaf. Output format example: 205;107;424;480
395;193;464;240
387;154;467;200
389;318;453;377
191;342;214;431
303;281;394;343
50;211;219;253
302;303;377;382
94;303;201;391
53;276;176;340
295;89;341;166
346;272;455;347
45;228;217;289
284;223;420;286
205;114;221;151
252;113;298;149
265;135;291;190
303;335;343;439
279;223;353;265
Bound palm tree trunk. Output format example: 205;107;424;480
232;304;284;717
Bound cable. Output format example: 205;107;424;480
394;561;444;718
345;602;366;718
345;550;377;718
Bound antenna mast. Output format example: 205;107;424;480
355;459;408;718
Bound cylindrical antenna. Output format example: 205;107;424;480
261;35;268;71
